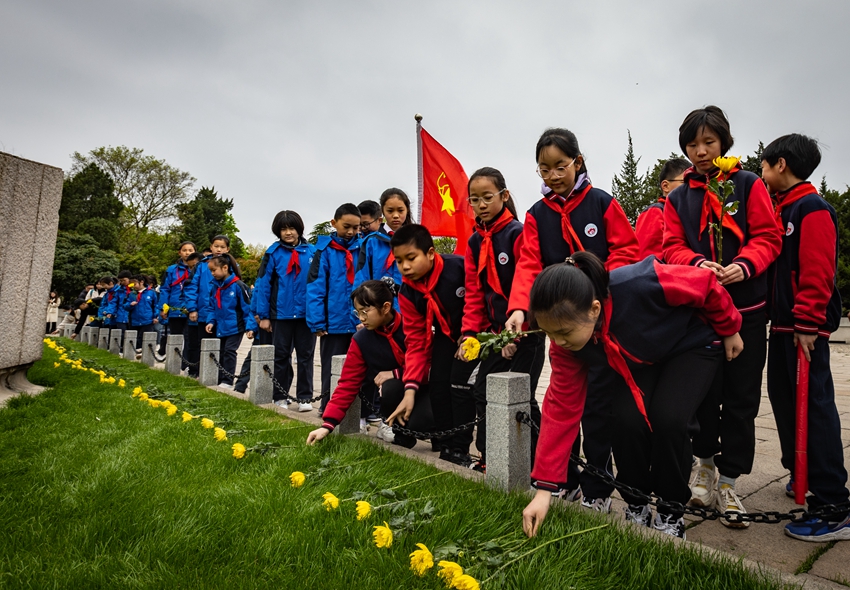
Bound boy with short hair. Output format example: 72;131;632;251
635;158;690;260
307;203;362;415
762;133;849;541
389;224;478;465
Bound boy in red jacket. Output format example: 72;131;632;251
634;158;689;260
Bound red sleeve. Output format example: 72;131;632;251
635;206;664;260
794;210;837;333
399;291;430;391
662;198;706;267
507;211;543;314
653;260;742;336
601;198;641;271
461;239;489;337
732;178;782;278
321;339;368;429
530;344;588;491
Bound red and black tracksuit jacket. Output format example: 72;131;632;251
769;182;841;336
462;208;523;336
508;177;640;313
663;166;782;314
399;254;466;392
531;257;743;491
635;199;665;259
320;313;406;431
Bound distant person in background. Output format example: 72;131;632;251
46;291;61;334
634;158;690;260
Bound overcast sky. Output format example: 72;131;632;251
3;0;849;247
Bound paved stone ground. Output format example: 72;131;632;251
204;338;850;588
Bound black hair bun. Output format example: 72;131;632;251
380;276;400;297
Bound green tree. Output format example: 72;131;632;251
642;152;688;203
433;236;456;254
51;232;120;302
740;142;765;175
820;177;850;313
611;131;652;224
76;218;120;251
58;163;123;230
117;228;181;280
175;186;244;258
308;221;332;244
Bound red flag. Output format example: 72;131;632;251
418;126;474;255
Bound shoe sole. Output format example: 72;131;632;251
720;513;750;528
785;527;850;542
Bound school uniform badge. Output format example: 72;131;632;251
785;222;794;236
456;287;465;298
584;223;598;237
498;252;509;265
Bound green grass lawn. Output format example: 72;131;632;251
0;339;791;589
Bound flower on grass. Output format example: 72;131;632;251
372;521;393;548
164;403;178;417
132;387;143;397
355;500;372;521
182;412;195;422
437;561;463;587
213;427;228;442
409;543;434;576
289;471;306;488
461;337;481;361
105;376;116;384
138;392;149;401
322;492;340;511
148;399;162;408
118;379;125;388
452;574;480;590
201;418;214;429
232;443;246;459
713;155;741;174
53;362;60;368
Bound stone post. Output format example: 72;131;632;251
123;330;137;361
62;325;72;339
331;354;359;435
140;332;157;366
485;372;531;492
98;328;110;350
86;327;96;346
249;345;275;405
109;329;122;355
199;338;220;386
165;334;184;375
79;326;89;345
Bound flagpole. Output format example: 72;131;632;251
415;113;423;223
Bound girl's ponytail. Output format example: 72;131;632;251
209;253;242;279
529;251;609;325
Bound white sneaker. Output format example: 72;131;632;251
689;464;717;507
717;483;749;528
624;504;653;527
376;421;395;443
274;399;289;408
218;383;234;390
653;513;686;539
297;402;313;412
562;487;582;503
580;496;612;513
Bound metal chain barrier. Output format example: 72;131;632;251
174;347;201;368
356;390;484;441
209;353;251;381
515;411;850;524
263;365;325;403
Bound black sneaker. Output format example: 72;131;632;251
392;433;417;449
467;460;486;473
653;513;686;539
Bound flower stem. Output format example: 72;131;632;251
388;471;450;490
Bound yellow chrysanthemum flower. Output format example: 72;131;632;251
452;574;480;590
409;543;434;576
139;392;149;401
132;386;143;397
162;304;170;314
165;404;177;416
355;501;372;521
182;412;194;422
232;443;246;459
322;492;340;511
148;399;162;408
201;418;214;429
461;338;481;361
437;561;463;587
106;377;116;384
713;155;741;174
118;379;126;388
372;521;393;548
289;471;306;488
213;427;228;442
53;362;60;368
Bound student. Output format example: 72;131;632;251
46;291;61;334
102;271;133;341
634;158;690;260
459;167;545;473
759;134;850;541
254;210;317;410
306;279;433;448
204;253;256;389
389;224;479;465
125;275;158;341
354;189;413;292
71;298;94;338
96;277;117;328
158;241;197;364
56;304;77;333
306;204;362;415
521;252;743;539
505;128;641;512
357;200;382;238
663;106;782;525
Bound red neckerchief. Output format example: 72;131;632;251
402;253;452;345
171;264;190;287
377;313;406;367
136;288;146;303
600;298;651;429
541;181;592;252
107;290;115;302
329;239;354;284
286;246;300;275
384;230;395;271
475;208;514;299
774;182;817;225
688;166;745;260
215;276;239;308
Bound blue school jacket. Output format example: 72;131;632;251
204;273;257;337
103;284;131;324
255;239;316;320
306;233;360;334
187;255;214;325
124;288;158;327
158;260;195;318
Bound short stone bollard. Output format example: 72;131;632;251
123;330;137;361
485;372;531;492
198;338;220;386
109;329;122;355
98;328;110;350
165;334;184;375
332;354;360;435
80;326;91;345
248;345;275;404
86;326;96;346
62;325;72;338
140;332;157;366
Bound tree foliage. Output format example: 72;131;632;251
59;163;123;231
175;186;244;257
51;232;120;302
611;131;653;224
308;221;332;245
819;178;850;313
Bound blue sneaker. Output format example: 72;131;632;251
785;514;850;542
785;477;794;498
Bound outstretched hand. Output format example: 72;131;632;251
386;390;416;426
723;332;744;361
306;427;331;445
522;489;552;538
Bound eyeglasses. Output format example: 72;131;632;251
355;306;373;320
467;189;506;206
360;219;380;230
536;158;577;179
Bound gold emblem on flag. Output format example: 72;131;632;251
438;172;455;216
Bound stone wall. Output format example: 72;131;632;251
0;152;63;401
